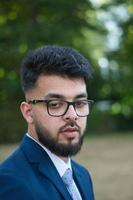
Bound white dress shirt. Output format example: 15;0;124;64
26;133;82;199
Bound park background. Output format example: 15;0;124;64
0;0;133;199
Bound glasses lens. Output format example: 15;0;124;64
48;100;68;116
75;100;90;116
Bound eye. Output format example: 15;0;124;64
75;100;88;108
48;100;64;109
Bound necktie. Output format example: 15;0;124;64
62;168;82;200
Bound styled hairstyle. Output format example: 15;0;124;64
20;45;93;92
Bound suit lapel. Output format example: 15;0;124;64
38;158;72;200
72;161;89;200
20;136;72;200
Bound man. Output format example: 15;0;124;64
0;45;95;200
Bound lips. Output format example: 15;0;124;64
61;127;79;139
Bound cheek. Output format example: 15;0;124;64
42;116;61;131
80;118;87;130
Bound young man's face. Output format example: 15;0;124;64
22;75;88;158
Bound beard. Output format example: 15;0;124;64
34;120;85;157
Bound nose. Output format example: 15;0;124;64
62;105;78;121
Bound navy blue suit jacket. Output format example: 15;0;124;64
0;136;95;200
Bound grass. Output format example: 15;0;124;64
0;133;133;200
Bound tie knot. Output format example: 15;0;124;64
62;168;73;187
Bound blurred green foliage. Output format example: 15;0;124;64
0;0;133;143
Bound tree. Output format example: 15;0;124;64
0;0;105;142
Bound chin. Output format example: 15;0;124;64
59;137;79;144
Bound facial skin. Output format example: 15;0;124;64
20;75;88;161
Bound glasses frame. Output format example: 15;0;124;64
28;99;94;117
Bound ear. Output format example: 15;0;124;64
20;101;34;123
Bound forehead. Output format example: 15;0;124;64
28;75;87;99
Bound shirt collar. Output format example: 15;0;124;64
26;133;72;177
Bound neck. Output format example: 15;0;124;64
60;156;69;163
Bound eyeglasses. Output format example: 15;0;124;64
28;99;94;117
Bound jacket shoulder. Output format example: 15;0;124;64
0;171;35;200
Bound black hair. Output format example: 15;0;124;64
20;45;93;92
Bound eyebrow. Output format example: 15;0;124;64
44;93;88;100
75;93;88;99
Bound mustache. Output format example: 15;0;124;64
59;120;81;133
